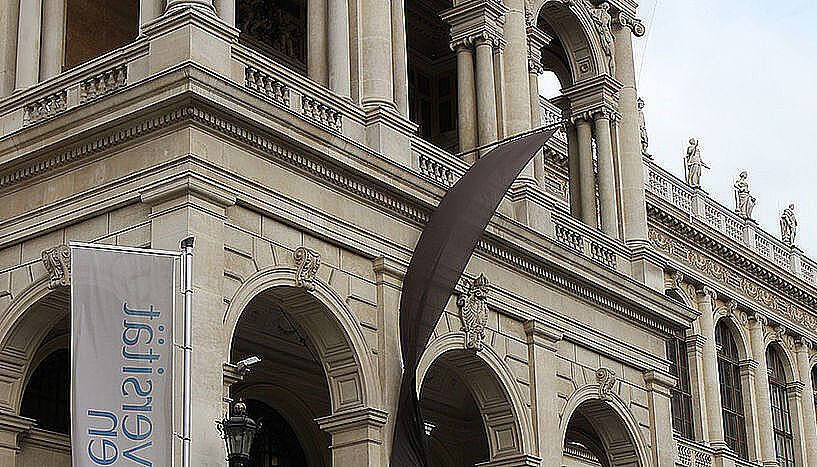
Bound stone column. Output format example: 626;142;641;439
786;381;807;467
686;334;709;441
575;116;597;228
316;407;389;466
645;370;678;467
524;320;562;465
308;0;328;86
0;0;19;96
15;0;43;90
566;121;582;219
593;109;619;237
213;0;236;26
475;37;498;149
360;0;394;108
140;0;166;29
455;42;478;161
613;16;647;245
328;0;351;97
391;0;409;116
165;0;216;13
748;315;776;466
40;0;66;80
696;287;726;447
501;0;533;181
796;339;817;467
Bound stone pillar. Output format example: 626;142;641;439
593;109;619;238
455;42;478;161
796;339;817;467
786;381;807;467
0;0;19;97
308;0;328;86
748;315;776;466
696;287;726;447
613;16;647;245
141;177;236;466
685;334;709;441
140;0;166;29
501;0;533;181
40;0;66;80
575;116;597;228
373;258;405;464
391;0;409;116
213;0;235;26
0;413;34;466
644;370;678;467
524;320;562;465
15;0;43;90
360;0;394;108
328;0;351;97
475;37;498;149
316;407;389;466
566;121;582;219
165;0;216;13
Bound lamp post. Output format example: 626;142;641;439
218;401;258;467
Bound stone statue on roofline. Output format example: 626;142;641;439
780;203;797;246
733;171;756;219
638;98;651;159
684;138;708;187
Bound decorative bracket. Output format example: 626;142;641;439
456;273;490;351
596;367;617;399
42;245;71;290
294;247;321;291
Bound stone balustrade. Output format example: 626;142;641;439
0;43;146;132
675;438;713;467
645;160;817;287
539;97;567;144
411;137;468;188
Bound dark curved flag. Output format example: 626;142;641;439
391;127;558;466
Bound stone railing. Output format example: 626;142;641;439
0;42;147;134
551;210;627;271
645;160;817;287
675;438;713;467
540;97;567;144
411;137;468;188
234;44;360;136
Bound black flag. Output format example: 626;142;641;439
391;127;558;465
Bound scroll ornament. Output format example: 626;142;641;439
42;245;71;290
596;367;617;399
294;247;321;291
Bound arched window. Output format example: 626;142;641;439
768;347;795;467
20;349;70;434
715;322;748;459
666;334;693;439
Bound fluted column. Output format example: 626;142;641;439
328;0;351;97
696;287;726;447
40;0;66;80
566;122;582;219
140;0;166;29
475;37;498;150
613;16;647;245
748;315;776;466
575;117;596;228
308;0;328;86
796;339;817;467
455;42;478;161
593;109;619;237
391;0;409;116
15;0;43;90
360;0;394;108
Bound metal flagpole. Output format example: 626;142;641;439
181;237;194;467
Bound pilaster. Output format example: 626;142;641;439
685;334;709;442
524;320;562;465
316;407;389;467
696;286;726;448
0;413;34;466
747;314;777;467
644;370;678;467
796;339;817;467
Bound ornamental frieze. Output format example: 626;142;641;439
650;228;817;333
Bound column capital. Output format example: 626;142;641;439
614;12;646;37
787;381;805;398
685;334;706;352
739;358;759;374
696;285;717;301
796;337;812;352
747;311;767;327
643;369;677;394
561;74;622;122
315;406;388;434
441;0;507;52
524;320;563;350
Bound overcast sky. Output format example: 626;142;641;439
541;0;817;259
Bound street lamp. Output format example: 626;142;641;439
218;401;258;467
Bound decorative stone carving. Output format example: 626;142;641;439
79;64;127;104
683;138;708;187
23;90;68;126
457;273;490;351
585;1;615;75
638;98;651;158
616;12;646;37
780;204;797;246
596;367;616;399
441;0;508;55
733;171;756;219
238;0;307;70
293;247;321;291
526;26;552;75
42;245;71;289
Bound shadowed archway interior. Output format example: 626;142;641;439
564;400;642;467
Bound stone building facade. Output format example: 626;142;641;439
0;0;815;466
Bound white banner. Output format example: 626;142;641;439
71;244;177;467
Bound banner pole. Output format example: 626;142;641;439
181;237;194;467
